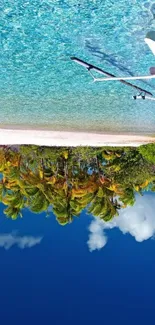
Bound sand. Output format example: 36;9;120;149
0;128;154;147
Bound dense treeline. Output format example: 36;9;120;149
0;144;155;225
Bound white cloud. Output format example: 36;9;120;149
87;193;155;251
0;233;43;250
87;219;107;252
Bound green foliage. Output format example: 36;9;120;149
0;144;154;224
139;144;155;164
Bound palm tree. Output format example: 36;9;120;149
2;190;25;220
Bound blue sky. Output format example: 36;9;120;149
0;193;155;324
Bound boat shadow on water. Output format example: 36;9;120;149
85;40;155;91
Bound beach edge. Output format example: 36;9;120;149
0;128;155;147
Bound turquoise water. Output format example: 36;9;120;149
1;0;155;133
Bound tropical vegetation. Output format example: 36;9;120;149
0;144;154;225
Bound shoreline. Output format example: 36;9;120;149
0;128;154;146
1;124;155;136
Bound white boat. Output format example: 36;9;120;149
145;31;155;56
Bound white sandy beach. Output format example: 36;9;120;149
0;128;154;146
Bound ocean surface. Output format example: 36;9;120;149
1;0;155;133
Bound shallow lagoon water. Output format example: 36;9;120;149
1;0;155;132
